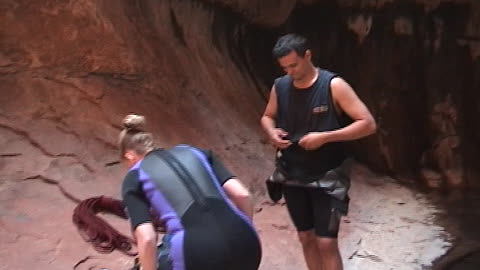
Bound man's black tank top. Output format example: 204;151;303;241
275;69;349;181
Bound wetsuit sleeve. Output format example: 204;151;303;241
121;170;153;230
201;149;235;185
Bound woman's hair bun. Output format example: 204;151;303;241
122;114;146;132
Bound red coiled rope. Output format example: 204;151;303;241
72;196;166;256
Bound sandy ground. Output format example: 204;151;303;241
256;163;451;270
0;163;452;270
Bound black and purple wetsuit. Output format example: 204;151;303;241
122;145;262;270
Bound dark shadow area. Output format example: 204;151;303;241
428;188;480;269
225;1;479;268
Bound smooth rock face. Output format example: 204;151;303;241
201;0;297;26
0;0;273;192
0;0;478;269
1;1;273;268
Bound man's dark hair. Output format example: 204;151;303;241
272;34;309;59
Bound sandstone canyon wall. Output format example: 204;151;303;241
250;0;480;189
0;0;479;269
298;0;480;190
0;1;274;268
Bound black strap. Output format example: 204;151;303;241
156;149;208;210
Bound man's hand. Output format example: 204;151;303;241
268;128;292;149
298;132;330;150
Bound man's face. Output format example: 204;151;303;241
277;50;311;81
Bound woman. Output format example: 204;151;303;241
119;114;261;270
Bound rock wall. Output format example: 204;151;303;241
0;0;479;268
0;0;273;194
264;0;480;188
0;1;273;268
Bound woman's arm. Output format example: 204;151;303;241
201;150;254;219
122;171;157;270
223;178;254;220
134;223;157;270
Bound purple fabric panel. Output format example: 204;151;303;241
169;231;185;270
137;168;184;234
130;158;186;269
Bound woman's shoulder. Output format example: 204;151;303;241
122;169;141;192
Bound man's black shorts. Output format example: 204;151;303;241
283;185;344;238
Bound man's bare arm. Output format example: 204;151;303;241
299;77;376;149
261;86;291;149
327;77;377;141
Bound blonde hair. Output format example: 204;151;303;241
118;114;155;157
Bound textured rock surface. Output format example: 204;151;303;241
0;1;273;268
0;0;479;269
0;0;273;192
281;0;480;189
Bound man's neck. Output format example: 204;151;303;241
293;66;318;89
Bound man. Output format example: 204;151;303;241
261;34;376;270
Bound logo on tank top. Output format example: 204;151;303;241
312;105;328;114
